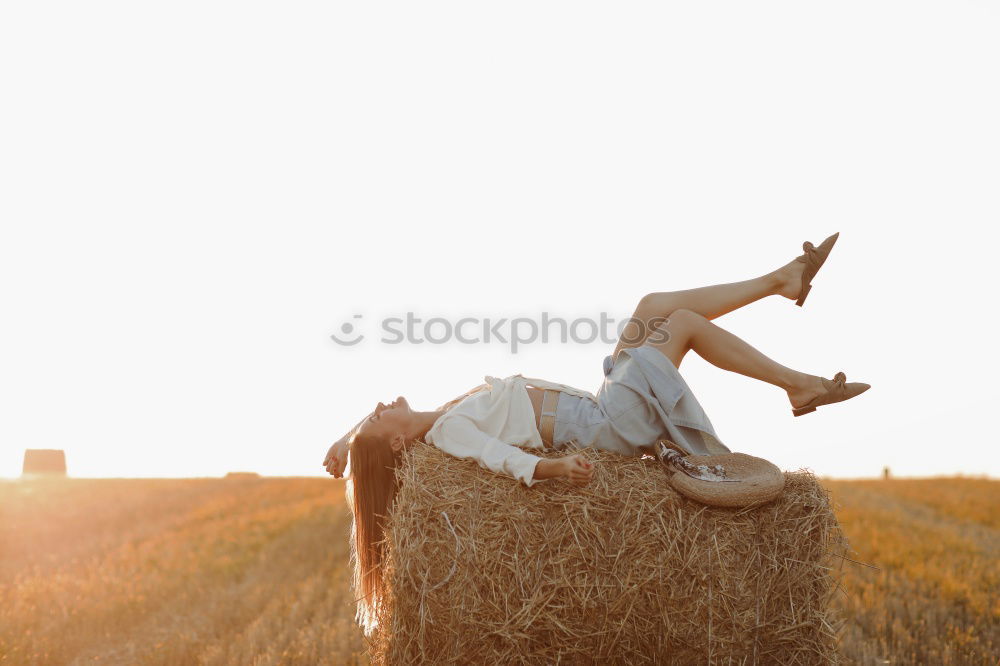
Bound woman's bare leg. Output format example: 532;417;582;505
612;258;807;359
645;308;827;410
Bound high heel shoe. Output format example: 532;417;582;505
792;372;871;417
795;232;840;307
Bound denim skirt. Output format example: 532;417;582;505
551;343;731;458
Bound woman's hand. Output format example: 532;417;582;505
559;453;595;487
532;454;595;485
323;440;350;478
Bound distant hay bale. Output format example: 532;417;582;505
21;449;67;476
224;471;261;480
369;443;846;665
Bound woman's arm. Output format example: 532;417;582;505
432;416;594;487
324;410;374;477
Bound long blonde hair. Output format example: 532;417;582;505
345;388;484;633
345;429;404;634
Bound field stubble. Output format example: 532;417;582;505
0;477;367;665
1;476;996;665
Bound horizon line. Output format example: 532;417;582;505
3;472;998;482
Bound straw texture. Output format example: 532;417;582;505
368;442;846;665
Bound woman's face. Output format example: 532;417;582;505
356;396;413;441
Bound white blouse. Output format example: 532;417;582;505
424;374;597;488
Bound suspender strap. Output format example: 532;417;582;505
539;389;560;448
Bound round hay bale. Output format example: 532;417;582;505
21;449;67;476
368;442;846;665
668;452;785;508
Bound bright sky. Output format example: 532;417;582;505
2;1;998;480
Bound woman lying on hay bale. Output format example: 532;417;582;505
323;231;869;634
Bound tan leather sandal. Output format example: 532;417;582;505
792;372;871;416
795;232;840;307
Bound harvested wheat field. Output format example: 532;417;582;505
1;472;996;665
824;477;999;665
0;477;367;665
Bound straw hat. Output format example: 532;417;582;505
655;440;785;508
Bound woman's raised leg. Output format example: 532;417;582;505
645;308;828;411
612;257;807;359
